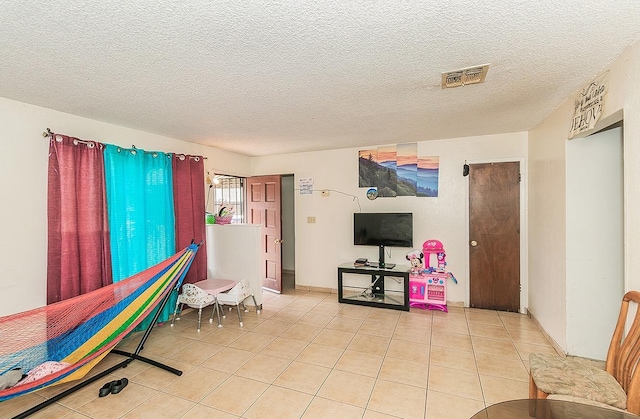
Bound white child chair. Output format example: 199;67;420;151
170;283;216;332
215;279;260;327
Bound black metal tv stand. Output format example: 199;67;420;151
337;263;410;311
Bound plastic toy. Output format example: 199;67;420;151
405;249;424;274
409;239;457;312
422;240;445;271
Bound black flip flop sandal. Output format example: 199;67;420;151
110;378;128;394
99;380;116;397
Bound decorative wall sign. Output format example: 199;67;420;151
569;71;609;139
358;143;439;198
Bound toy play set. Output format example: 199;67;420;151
406;239;457;312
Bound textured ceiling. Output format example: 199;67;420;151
1;1;640;156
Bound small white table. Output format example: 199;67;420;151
193;279;237;327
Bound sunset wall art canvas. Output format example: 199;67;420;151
417;156;439;197
358;143;439;198
358;148;378;187
358;145;398;197
396;143;417;196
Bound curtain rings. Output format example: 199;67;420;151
72;139;95;149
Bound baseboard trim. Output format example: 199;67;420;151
527;309;565;356
294;284;334;294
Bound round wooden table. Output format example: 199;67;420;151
470;399;637;418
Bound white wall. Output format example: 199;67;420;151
529;39;640;354
566;127;624;359
251;132;528;304
0;96;251;316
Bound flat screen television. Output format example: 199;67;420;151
353;212;413;268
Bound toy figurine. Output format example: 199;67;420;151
405;249;424;274
436;251;446;272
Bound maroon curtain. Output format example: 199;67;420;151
172;155;207;284
47;134;112;304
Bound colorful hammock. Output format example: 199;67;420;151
0;244;198;410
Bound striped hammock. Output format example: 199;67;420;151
0;244;198;403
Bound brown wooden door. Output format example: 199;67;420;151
246;175;282;293
469;162;520;311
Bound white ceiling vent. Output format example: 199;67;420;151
441;64;490;88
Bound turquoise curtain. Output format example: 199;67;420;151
104;145;176;330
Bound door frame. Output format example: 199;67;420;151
464;157;528;313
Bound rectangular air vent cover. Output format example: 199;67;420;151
442;64;489;88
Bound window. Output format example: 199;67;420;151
212;175;245;223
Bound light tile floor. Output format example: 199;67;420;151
1;289;560;419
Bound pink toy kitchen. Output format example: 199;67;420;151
407;239;457;312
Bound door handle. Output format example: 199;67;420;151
470;240;478;247
275;239;284;244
